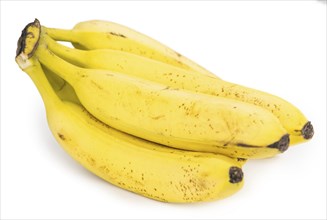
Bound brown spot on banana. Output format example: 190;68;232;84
236;143;262;148
109;32;126;38
57;132;66;141
151;115;166;120
236;158;247;164
90;80;103;90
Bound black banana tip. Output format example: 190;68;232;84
302;121;314;140
229;166;243;184
268;134;290;153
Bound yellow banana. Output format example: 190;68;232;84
43;21;313;145
15;21;245;202
44;32;313;144
44;62;248;166
46;66;248;167
44;20;216;78
31;24;290;159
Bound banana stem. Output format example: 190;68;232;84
15;19;62;109
35;39;83;86
23;59;62;110
43;34;87;67
45;27;76;42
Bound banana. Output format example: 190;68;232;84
43;21;313;145
44;63;248;166
30;22;290;159
15;21;245;202
44;20;216;78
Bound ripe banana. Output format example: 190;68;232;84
44;62;248;166
43;21;313;145
30;25;290;159
45;20;216;78
15;26;245;202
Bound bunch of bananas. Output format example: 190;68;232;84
15;19;313;203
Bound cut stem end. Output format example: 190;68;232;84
16;18;41;63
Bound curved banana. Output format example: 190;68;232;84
45;65;248;166
41;65;248;166
15;21;245;202
43;33;313;145
30;24;290;158
43;22;313;145
44;20;216;78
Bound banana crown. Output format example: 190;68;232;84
16;19;41;70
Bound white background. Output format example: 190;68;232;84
1;1;326;219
